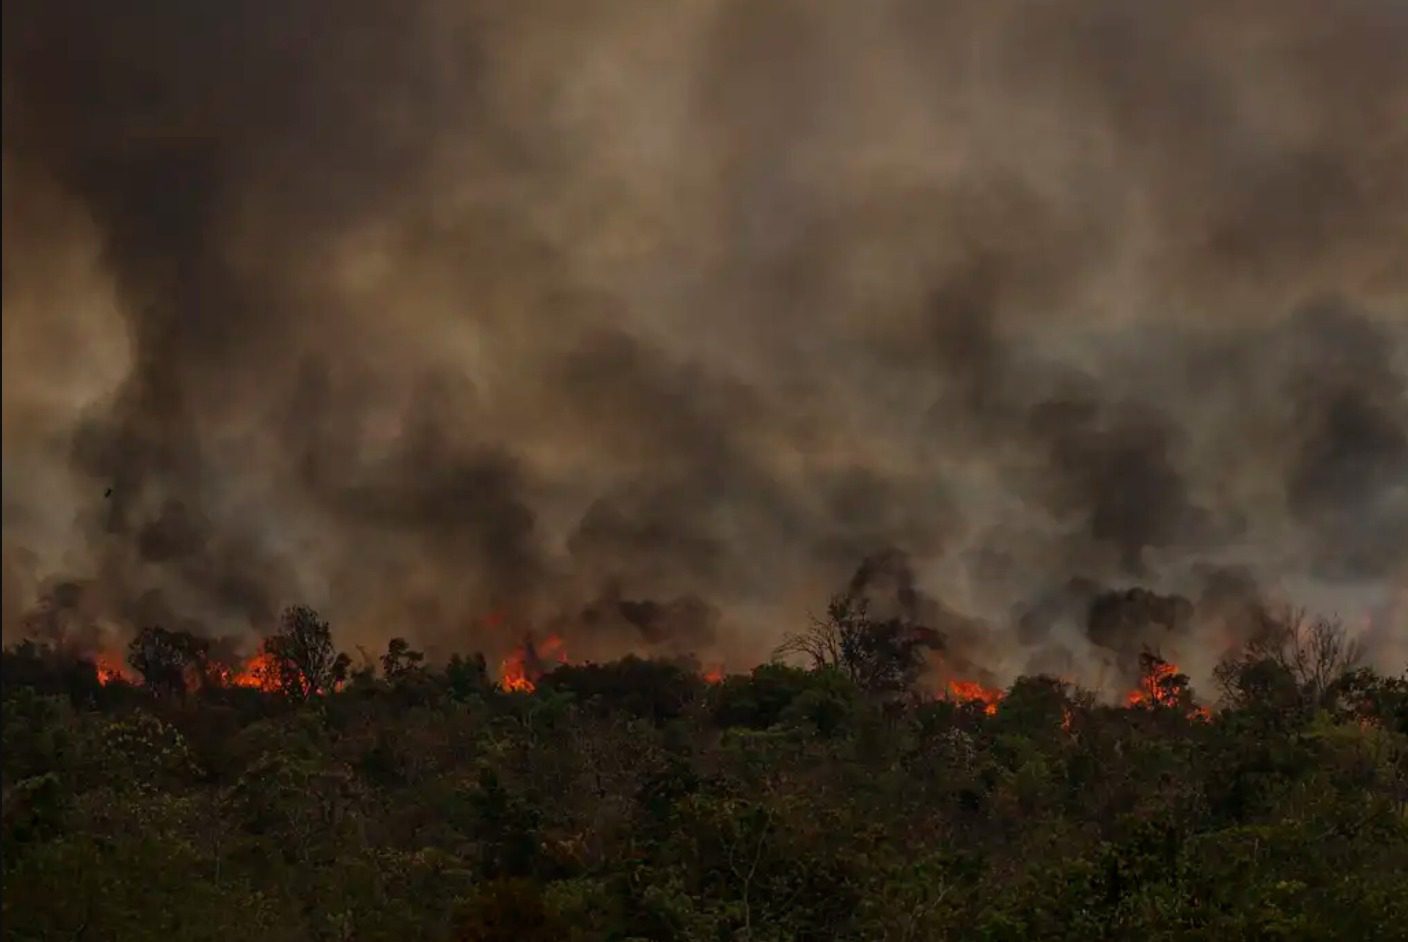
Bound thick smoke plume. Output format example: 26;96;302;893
4;0;1406;690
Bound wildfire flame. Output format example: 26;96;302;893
231;650;280;692
500;653;535;693
91;644;280;693
948;679;1003;715
1125;660;1181;708
1124;659;1211;721
95;654;129;686
499;633;567;693
95;627;1209;720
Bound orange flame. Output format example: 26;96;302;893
499;633;568;693
231;651;280;693
1125;660;1181;708
500;649;535;693
948;679;1003;715
701;665;725;685
95;654;130;686
93;646;352;697
1124;660;1211;721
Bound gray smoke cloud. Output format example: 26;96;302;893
3;0;1406;686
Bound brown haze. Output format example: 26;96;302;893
3;0;1406;694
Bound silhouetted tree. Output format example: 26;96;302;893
446;652;490;700
1328;667;1408;734
127;626;208;697
260;605;350;700
380;637;425;680
775;592;942;697
1216;609;1362;708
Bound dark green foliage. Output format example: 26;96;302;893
4;631;1405;941
381;637;425;680
1;639;105;702
994;674;1071;733
1331;668;1408;735
711;663;858;736
540;655;702;721
445;652;491;701
127;626;208;696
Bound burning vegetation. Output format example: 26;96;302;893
62;553;1377;733
947;679;1005;715
68;556;1364;729
93;654;129;687
229;650;281;693
498;633;568;694
5;595;1404;940
87;607;344;699
86;628;1211;726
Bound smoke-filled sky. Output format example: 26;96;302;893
3;0;1406;690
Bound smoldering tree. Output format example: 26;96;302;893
261;605;351;700
775;592;943;697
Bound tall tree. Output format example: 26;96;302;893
260;605;349;700
1216;609;1363;708
127;626;208;697
380;637;425;680
775;592;942;697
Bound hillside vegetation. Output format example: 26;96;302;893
3;607;1406;941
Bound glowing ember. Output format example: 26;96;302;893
948;679;1003;715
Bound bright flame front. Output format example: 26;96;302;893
948;679;1003;715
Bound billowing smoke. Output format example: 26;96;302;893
4;0;1405;687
